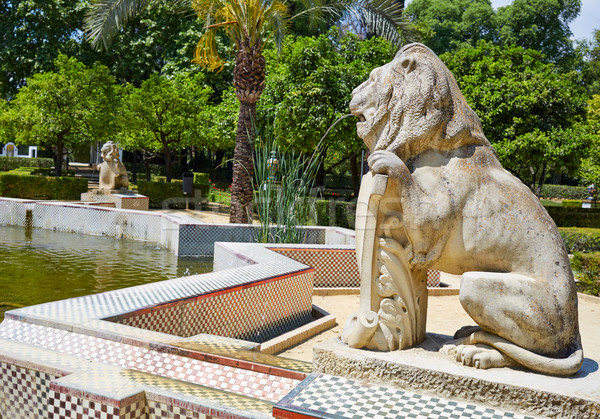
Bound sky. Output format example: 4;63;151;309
405;0;599;43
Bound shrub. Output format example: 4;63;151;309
193;172;210;196
314;200;356;229
0;174;87;199
571;252;600;296
137;180;205;208
0;157;54;171
559;228;600;253
562;199;582;208
541;184;588;200
543;206;600;228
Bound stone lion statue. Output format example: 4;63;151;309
344;43;583;376
98;141;129;190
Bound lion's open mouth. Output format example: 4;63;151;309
356;114;366;122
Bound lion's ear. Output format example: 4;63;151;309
400;57;415;74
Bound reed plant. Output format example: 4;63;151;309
252;137;321;243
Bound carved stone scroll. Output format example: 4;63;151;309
342;172;427;351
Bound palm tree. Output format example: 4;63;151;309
85;0;409;223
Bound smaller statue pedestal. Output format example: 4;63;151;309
81;190;149;211
313;337;600;418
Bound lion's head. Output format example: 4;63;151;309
101;141;120;163
350;43;491;160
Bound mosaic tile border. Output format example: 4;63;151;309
274;373;536;419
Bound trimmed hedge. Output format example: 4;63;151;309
562;199;582;208
544;206;600;228
0;157;54;171
541;184;588;200
314;200;356;229
137;180;207;208
0;174;87;200
193;172;210;196
559;228;600;253
571;252;600;296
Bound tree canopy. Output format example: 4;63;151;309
1;55;118;176
442;41;589;194
406;0;581;65
0;0;90;99
119;73;212;182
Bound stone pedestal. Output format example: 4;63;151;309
81;190;149;211
313;337;600;418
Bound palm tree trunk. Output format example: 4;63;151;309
230;101;256;223
229;39;265;224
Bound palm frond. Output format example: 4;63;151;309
351;0;414;47
260;0;289;52
85;0;153;50
193;28;228;71
291;0;346;31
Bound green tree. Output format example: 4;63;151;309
578;95;600;186
405;0;497;55
119;73;212;182
259;30;394;190
496;0;580;65
86;0;407;223
581;29;600;96
0;0;94;100
2;55;118;176
442;42;589;195
406;0;580;66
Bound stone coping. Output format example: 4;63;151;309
313;337;600;418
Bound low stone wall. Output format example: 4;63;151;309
0;197;355;256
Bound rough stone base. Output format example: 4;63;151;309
313;336;600;418
81;190;149;210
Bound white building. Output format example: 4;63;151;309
0;142;38;158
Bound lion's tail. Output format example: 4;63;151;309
471;331;583;376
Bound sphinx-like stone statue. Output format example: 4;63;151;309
342;43;583;376
98;141;129;190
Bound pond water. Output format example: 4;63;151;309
0;225;213;321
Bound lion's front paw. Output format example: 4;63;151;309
368;150;406;177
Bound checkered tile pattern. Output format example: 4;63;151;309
272;248;359;288
147;401;216;418
48;388;120;418
125;370;274;416
0;362;58;418
178;224;326;257
276;374;534;419
0;318;69;349
0;198;163;242
5;321;299;404
427;269;441;287
120;399;148;419
117;305;182;336
115;270;313;343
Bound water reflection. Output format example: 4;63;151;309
0;225;212;320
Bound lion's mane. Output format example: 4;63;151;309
375;43;493;160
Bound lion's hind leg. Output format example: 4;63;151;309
453;271;582;375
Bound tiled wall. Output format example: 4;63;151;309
0;198;350;257
0;362;61;418
110;270;314;343
272;248;360;288
177;224;327;257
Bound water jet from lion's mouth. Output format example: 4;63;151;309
317;114;356;147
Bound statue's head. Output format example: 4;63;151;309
350;43;491;160
101;141;120;163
